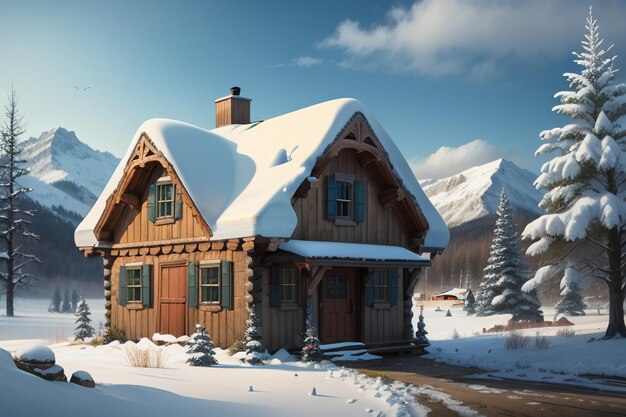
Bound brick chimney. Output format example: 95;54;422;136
214;86;251;128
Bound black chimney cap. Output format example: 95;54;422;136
230;86;241;96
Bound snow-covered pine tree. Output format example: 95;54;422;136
62;290;72;313
242;304;267;365
74;298;95;340
186;323;218;366
555;264;587;318
415;306;429;346
0;88;39;317
301;327;322;362
463;289;476;315
475;190;543;321
522;7;626;338
71;289;80;312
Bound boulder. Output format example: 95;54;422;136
32;364;67;382
14;344;55;366
70;370;95;388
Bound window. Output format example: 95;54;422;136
156;183;174;219
200;264;220;304
336;180;353;218
279;267;299;304
126;267;142;303
372;270;390;303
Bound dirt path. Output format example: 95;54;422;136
344;356;626;417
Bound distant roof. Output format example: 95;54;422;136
75;98;449;250
433;288;468;298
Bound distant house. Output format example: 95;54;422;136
432;288;468;301
74;88;449;353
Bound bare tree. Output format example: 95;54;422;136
0;87;39;316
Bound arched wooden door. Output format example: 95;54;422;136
321;268;358;343
159;262;187;336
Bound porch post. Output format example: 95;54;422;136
404;268;421;340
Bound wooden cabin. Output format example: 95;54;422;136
75;88;449;353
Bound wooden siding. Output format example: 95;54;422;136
291;148;413;247
110;250;248;347
113;168;209;245
362;268;405;344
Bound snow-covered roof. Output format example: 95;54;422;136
75;98;449;250
279;240;429;262
433;288;468;299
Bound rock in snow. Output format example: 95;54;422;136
14;344;55;365
70;370;95;388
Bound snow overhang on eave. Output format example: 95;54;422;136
278;240;431;268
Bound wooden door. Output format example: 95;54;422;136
159;263;187;336
321;268;357;343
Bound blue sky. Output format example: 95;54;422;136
1;0;626;179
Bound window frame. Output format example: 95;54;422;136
279;266;299;305
126;266;142;304
199;262;221;305
372;270;390;304
334;173;355;220
156;182;175;219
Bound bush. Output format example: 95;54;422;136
125;345;167;368
504;330;529;350
107;327;127;343
535;332;550;350
557;328;575;337
227;339;246;356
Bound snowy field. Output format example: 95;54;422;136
0;297;105;342
415;305;626;390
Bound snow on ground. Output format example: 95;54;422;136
0;339;429;417
0;297;105;342
415;305;626;390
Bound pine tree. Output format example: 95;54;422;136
523;7;626;338
74;298;94;340
415;306;429;346
0;87;39;317
49;287;61;313
301;327;322;362
71;289;80;312
464;289;476;315
242;304;267;365
62;290;72;313
476;190;543;321
186;323;218;366
555;264;587;318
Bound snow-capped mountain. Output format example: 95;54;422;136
420;159;543;228
19;127;119;221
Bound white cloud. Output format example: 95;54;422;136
293;56;323;67
410;139;527;180
319;0;626;77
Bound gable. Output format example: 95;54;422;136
94;135;212;244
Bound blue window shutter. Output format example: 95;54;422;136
390;269;399;306
188;262;198;308
220;261;234;310
366;273;374;306
141;265;153;308
119;266;127;307
147;184;156;223
326;175;336;221
355;181;366;222
270;265;280;307
174;185;183;220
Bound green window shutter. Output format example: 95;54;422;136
326;175;336;221
188;262;198;308
355;181;366;222
390;269;399;306
270;265;280;307
141;265;153;308
174;185;183;220
220;261;234;310
119;266;127;307
366;273;374;306
147;184;157;223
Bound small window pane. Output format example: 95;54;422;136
336;180;353;218
200;265;220;303
373;271;390;303
279;267;298;304
156;184;175;219
126;268;142;303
